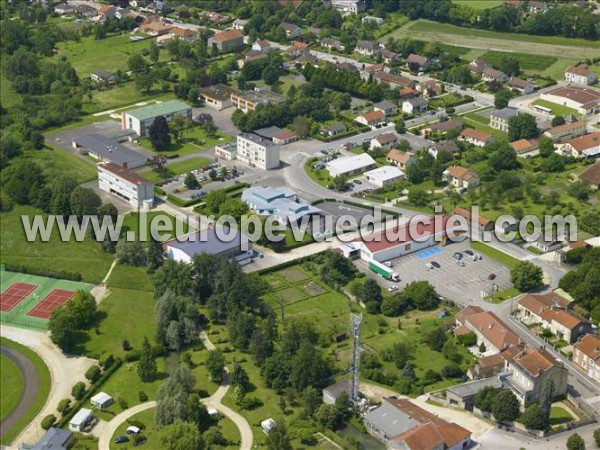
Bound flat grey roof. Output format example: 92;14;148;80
73;134;148;168
165;226;250;257
364;400;416;438
447;377;504;399
491;107;518;120
32;427;73;450
254;126;284;139
238;132;275;147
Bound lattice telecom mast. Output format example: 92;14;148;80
349;313;363;402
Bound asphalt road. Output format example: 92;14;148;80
0;344;40;441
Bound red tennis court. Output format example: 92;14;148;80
0;283;38;312
27;289;76;319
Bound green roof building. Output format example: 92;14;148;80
122;100;192;137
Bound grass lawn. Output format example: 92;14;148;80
0;354;24;423
31;145;97;184
80;288;156;359
0;206;114;284
140;127;232;157
452;0;503;9
121;211;192;241
460;117;508;141
470;242;519;269
82;85;176;115
488;287;521;303
549;406;574;426
479;50;556;71
0;75;21;108
531;99;580;118
0;338;51;446
140;157;212;182
374;13;410;38
106;264;155;292
305;159;333;188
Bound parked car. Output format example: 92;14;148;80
384;261;393;267
453;252;463;260
464;250;474;256
488;273;496;280
354;179;362;185
114;436;129;444
426;262;434;269
455;259;466;267
431;261;440;268
387;286;399;292
133;437;147;447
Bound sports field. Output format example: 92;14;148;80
0;271;93;330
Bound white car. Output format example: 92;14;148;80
426;262;434;269
387;286;399;292
384;261;393;268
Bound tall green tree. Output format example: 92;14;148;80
511;261;543;291
492;390;520;422
566;433;586;450
362;279;383;314
206;350;225;383
155;365;196;426
50;176;77;216
508;113;538;141
158;421;203;450
137;336;157;382
70;186;101;217
266;422;292;450
149;115;171;150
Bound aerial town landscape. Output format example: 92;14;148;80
0;0;599;449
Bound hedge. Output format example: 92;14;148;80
57;359;123;428
257;250;330;276
166;193;205;208
3;264;82;281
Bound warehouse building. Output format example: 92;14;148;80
122;100;192;136
327;153;376;178
540;86;600;115
364;166;404;188
72;134;148;169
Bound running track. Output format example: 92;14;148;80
0;344;40;441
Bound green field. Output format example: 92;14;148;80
140;157;212;182
140;127;232;157
0;354;24;422
460;117;508;141
0;206;114;284
0;271;94;330
479;50;557;71
452;0;503;9
470;242;520;269
82;86;176;115
531;99;580;118
0;338;51;445
27;146;97;185
549;406;574;426
121;211;192;241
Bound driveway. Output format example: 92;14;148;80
0;326;95;447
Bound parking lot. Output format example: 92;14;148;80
356;240;512;303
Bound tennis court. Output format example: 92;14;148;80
416;247;444;259
0;283;38;312
27;289;76;319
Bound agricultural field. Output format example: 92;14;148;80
479;50;557;71
451;0;503;9
385;20;598;59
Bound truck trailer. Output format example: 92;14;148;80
369;260;399;281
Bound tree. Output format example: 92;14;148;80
402;361;416;382
149;116;171;150
204;189;227;213
511;261;543;291
147;238;165;272
489;144;518;173
206;350;225;383
508;113;538;141
403;281;439;310
408;188;429;207
70;187;101;217
426;327;447;352
138;336;158;382
48;306;76;352
494;90;512;109
155;365;196;426
41;414;56;430
551;115;565;127
72;382;86;400
567;433;586;450
127;53;147;73
291;115;310;138
521;404;546;430
230;363;250;392
171;114;188;142
569;181;591;201
539;378;554;425
266;422;292;450
474;386;496;412
492;390;520;422
498;57;520;76
135;71;155;93
148;41;160;64
57;398;71;414
332;174;347;191
50;176;77;216
540;153;565;173
116;240;146;266
381;293;409;317
85;365;101;383
362;278;383;313
159;421;202;450
315;404;341;430
539;137;555;158
302;386;322;418
593;428;600;448
184;172;200;190
395;119;406;134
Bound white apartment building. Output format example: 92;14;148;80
330;0;366;13
236;133;280;170
97;162;154;208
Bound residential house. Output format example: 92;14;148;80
207;29;244;52
232;18;247;30
169;27;197;42
321;38;344;52
308;27;322;37
517;292;591;343
292;53;319;67
200;84;240;110
443;166;480;190
146;1;171;13
508;77;536;94
387;150;414;170
373;100;397;116
327;153;376;178
321;123;347;137
469;354;506;380
356;110;386;128
489;107;519;132
74;4;98;18
543;121;587;142
370;132;398;151
445;377;505;411
361;16;384;25
482;68;509;83
402;97;428;114
573;334;600;382
421;119;464;138
577;161;600;188
140;21;173;36
364;397;471;448
428;140;459;159
32;428;75;450
565;65;597;86
355;40;380;56
381;49;398;65
416;80;443;99
455;306;521;354
98;5;116;19
336;62;359;74
511;139;539;155
556;132;600;158
281;22;301;38
469;59;489;75
287;41;310;57
361;63;386;81
364;166;405;188
330;0;366;14
239;51;268;68
530;235;564;253
460;128;494;147
272;130;298;145
90;70;117;85
374;72;415;89
54;3;73;14
453;206;494;231
399;87;419;99
406;54;430;71
505;346;568;405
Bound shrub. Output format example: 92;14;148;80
441;364;463;379
457;332;477;347
71;382;86;400
57;398;71;414
100;354;115;370
122;339;131;351
85;365;101;383
139;391;148;402
117;396;128;410
41;414;57;430
124;350;142;362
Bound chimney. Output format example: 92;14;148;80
122;162;128;169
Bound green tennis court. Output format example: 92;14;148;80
0;270;94;330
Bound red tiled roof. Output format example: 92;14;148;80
518;292;570;315
464;311;521;351
454;207;491;226
212;29;243;43
512;347;559;378
387;149;413;164
578;161;600;186
574;334;600;361
460;128;492;142
566;65;593;77
360;110;385;122
565;132;600;153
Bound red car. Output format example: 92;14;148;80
488;273;496;280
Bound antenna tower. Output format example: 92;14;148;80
349;313;363;402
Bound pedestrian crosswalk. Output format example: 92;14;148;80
586;395;600;404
